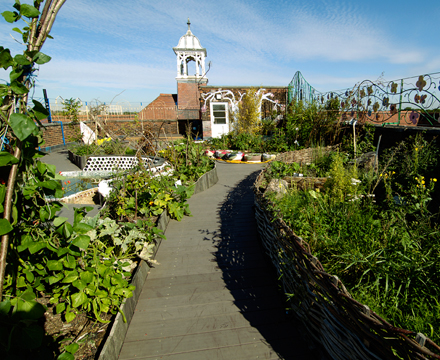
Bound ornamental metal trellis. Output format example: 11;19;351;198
288;71;440;126
288;71;318;105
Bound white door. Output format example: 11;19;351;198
210;102;229;138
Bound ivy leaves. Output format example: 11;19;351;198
2;3;40;23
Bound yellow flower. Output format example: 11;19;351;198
422;180;425;185
379;173;383;177
415;147;418;151
434;178;438;182
149;201;154;205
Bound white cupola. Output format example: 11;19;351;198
173;18;207;80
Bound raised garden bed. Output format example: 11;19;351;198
97;163;219;359
253;148;440;360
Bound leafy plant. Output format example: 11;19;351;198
61;98;81;124
266;137;440;345
232;87;263;135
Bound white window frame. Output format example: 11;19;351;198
210;102;228;125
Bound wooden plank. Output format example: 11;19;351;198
140;278;277;300
136;284;280;309
129;295;284;323
120;340;281;360
120;324;295;359
124;309;292;341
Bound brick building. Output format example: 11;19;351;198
138;19;288;139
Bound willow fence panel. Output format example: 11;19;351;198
253;150;440;360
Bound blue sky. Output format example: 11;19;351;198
1;0;439;107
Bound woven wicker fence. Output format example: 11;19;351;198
253;150;440;360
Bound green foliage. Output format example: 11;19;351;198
61;98;81;124
232;87;262;135
70;138;135;156
161;138;214;183
325;152;358;202
104;170;194;222
267;137;440;344
285;99;342;148
341;123;376;157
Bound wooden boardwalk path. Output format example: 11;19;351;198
119;161;313;360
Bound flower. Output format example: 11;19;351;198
415;147;418;151
433;178;438;182
149;201;154;205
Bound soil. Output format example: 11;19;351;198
39;296;114;359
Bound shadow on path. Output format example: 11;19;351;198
202;168;318;359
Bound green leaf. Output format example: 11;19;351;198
62;270;78;283
14;54;31;65
65;343;79;354
16;276;26;287
72;235;90;250
10;80;29;94
12;27;22;34
16;298;45;320
55;302;65;314
34;51;51;65
24;269;34;282
48;274;62;285
71;291;87;308
19;290;36;301
11;205;18;225
80;271;94;284
32;100;49;120
0;184;5;203
57;247;69;257
0;300;11;315
63;254;76;269
58;352;74;360
0;218;13;236
39;208;50;222
9;69;23;82
114;288;133;298
38;180;59;190
53;216;68;227
63;222;73;238
37;161;47;174
72;279;87;291
0;48;13;69
28;241;46;254
73;223;93;234
20;4;40;18
9;112;36;140
65;311;76;323
1;10;19;23
47;260;63;271
17;235;33;252
0;151;19;166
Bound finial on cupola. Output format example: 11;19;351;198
187;18;191;31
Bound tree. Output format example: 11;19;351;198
0;0;66;299
232;87;263;135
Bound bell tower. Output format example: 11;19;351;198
173;19;208;138
173;18;207;82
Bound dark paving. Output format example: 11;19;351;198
119;162;314;360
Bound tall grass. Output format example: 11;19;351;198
268;139;440;344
